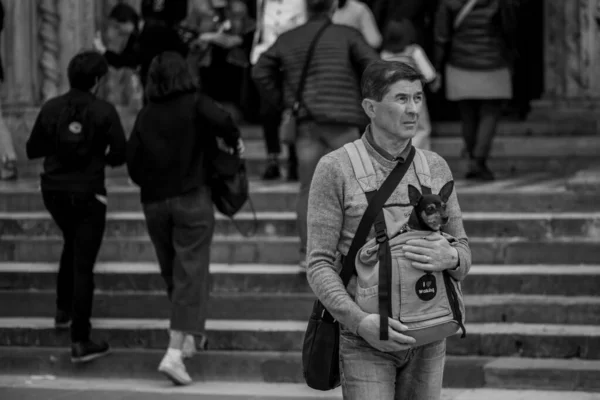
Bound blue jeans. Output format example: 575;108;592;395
296;122;360;259
340;328;446;400
143;186;215;334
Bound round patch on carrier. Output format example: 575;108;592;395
415;273;437;301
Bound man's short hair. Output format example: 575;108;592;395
306;0;336;15
361;60;423;101
67;51;109;91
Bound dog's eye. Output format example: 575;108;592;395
427;205;436;212
442;203;447;209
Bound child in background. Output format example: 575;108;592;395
380;18;439;151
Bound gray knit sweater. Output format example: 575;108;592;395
306;135;472;335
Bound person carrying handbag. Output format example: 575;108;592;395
252;0;379;268
433;0;519;181
305;60;471;399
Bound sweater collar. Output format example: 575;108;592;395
362;125;412;167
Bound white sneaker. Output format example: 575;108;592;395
158;353;192;386
182;335;196;359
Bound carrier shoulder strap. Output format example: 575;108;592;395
342;138;415;340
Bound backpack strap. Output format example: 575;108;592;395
413;148;432;194
343;139;418;341
343;139;378;193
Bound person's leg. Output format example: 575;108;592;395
159;186;215;385
260;97;282;180
287;143;298;181
295;122;328;264
143;200;175;299
457;100;479;158
413;98;432;151
170;186;214;336
395;339;446;400
339;328;403;400
69;193;108;363
0;102;17;180
473;99;504;180
42;191;75;328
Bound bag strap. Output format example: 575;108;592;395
454;0;478;30
339;142;416;287
292;21;331;114
343;139;420;340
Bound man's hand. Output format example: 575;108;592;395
402;233;459;272
357;314;416;352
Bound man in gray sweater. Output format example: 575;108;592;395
306;60;471;399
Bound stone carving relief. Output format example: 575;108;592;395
38;0;60;102
545;0;600;99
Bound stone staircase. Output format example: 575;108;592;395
0;123;599;394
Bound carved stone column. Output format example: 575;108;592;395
1;0;40;105
533;0;600;119
57;0;97;94
38;0;60;102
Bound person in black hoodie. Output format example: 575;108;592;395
26;51;127;363
127;51;242;385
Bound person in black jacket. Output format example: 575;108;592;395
127;51;243;386
252;0;379;267
26;51;127;363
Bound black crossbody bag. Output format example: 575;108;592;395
302;147;416;391
279;21;330;145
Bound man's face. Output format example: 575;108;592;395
364;79;424;139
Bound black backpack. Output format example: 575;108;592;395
55;99;94;167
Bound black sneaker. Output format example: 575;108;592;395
54;310;71;330
71;340;110;364
262;162;281;180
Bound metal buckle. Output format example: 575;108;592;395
374;220;388;243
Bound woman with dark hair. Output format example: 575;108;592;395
126;51;243;385
434;0;519;180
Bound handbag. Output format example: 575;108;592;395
209;147;249;218
195;94;250;219
302;146;416;391
279;21;331;145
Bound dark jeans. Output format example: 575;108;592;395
143;186;215;334
260;97;283;156
42;190;106;343
458;100;504;160
260;98;298;170
296;122;360;259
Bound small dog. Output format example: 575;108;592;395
407;181;455;232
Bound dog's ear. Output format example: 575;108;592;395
439;180;455;203
408;184;422;206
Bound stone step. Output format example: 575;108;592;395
2;175;597;213
17;134;600;178
3;376;600;400
1;235;599;264
2;211;599;240
2;348;600;393
1;290;598;325
2;263;599;297
1;318;599;359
